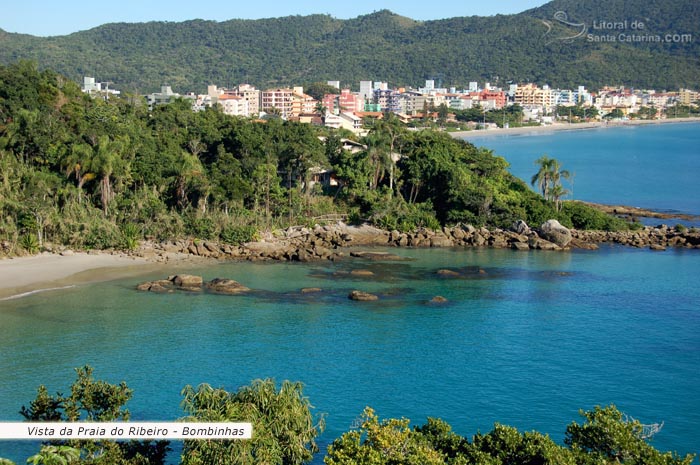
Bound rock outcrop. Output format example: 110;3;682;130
538;220;573;248
130;220;699;265
137;275;249;294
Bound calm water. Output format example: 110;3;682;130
1;246;699;462
464;122;700;223
1;124;700;463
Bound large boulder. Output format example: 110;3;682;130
513;220;531;235
205;278;250;295
539;220;572;247
172;274;203;289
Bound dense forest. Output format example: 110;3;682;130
1;365;695;464
0;0;698;93
0;62;631;256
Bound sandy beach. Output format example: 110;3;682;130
0;252;152;300
451;116;700;139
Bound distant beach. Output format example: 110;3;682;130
451;116;700;139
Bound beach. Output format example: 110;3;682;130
0;252;151;300
450;116;700;139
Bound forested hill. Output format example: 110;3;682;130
0;0;698;93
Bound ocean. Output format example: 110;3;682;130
463;122;700;225
1;123;699;463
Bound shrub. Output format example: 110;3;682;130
675;224;688;233
220;224;257;245
120;223;141;250
184;214;215;239
20;234;39;254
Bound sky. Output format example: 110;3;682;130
1;0;550;37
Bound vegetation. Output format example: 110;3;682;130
0;0;699;92
3;367;693;465
531;155;571;211
180;380;324;465
19;365;170;464
0;62;632;256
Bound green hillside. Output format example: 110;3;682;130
0;0;698;93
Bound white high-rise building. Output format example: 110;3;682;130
360;81;373;101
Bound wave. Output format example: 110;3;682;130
0;285;77;301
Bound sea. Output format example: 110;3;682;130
1;122;699;463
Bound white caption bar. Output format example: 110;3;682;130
0;422;252;440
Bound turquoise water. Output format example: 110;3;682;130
1;246;699;462
463;122;700;223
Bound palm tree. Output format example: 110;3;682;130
174;151;205;209
61;142;95;203
92;135;131;214
531;155;572;209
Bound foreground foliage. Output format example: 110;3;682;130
180;380;324;465
3;367;694;465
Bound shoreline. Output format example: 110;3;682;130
450;116;700;139
0;252;154;300
2;219;698;300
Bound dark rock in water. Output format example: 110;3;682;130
173;274;203;288
436;269;461;277
539;220;572;247
206;278;250;294
430;296;448;303
348;290;379;301
300;287;322;294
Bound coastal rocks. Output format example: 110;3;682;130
348;290;379;301
205;278;249;294
129;220;699;267
172;274;203;290
136;280;173;293
538;220;572;247
513;220;531;235
571;226;700;250
137;275;249;295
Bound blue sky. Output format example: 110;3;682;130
1;0;550;37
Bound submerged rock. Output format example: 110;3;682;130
348;290;379;301
436;269;461;277
300;287;322;294
350;251;404;261
350;269;375;277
